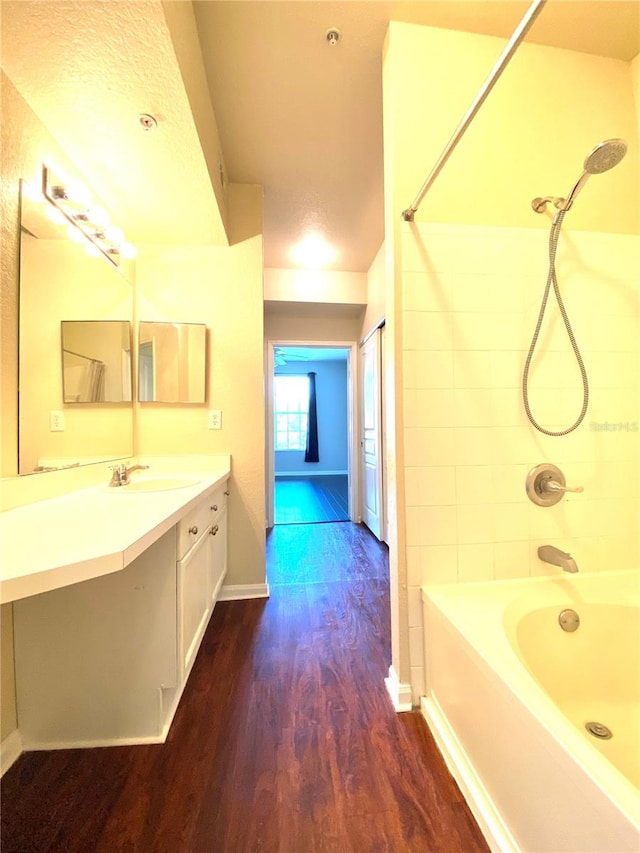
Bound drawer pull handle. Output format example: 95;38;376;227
189;525;198;535
210;525;219;536
224;490;230;496
211;504;218;511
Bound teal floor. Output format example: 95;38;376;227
274;475;349;524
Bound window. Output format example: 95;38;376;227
274;375;308;450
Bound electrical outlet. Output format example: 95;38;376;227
208;409;222;430
50;410;65;431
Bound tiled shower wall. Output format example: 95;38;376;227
402;222;639;699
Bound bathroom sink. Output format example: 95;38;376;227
110;477;200;493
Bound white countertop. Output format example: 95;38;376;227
0;465;230;604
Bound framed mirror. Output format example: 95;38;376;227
18;179;134;475
138;322;206;403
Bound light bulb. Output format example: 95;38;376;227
88;206;109;227
65;180;91;207
46;206;66;225
120;242;137;259
67;224;84;243
104;225;125;245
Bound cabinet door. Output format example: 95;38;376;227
178;531;212;679
208;507;227;606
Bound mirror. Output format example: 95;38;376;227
18;179;134;475
138;322;206;403
61;321;132;403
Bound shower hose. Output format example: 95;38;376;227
522;209;589;436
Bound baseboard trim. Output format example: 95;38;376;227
420;695;517;853
1;729;23;776
218;583;270;601
20;731;169;751
275;471;348;478
384;665;413;713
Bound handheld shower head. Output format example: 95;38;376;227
583;138;627;175
562;138;627;212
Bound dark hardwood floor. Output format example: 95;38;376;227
274;475;349;524
1;523;489;853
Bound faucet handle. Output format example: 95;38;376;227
526;463;583;507
543;478;584;495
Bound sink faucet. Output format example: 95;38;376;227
538;545;578;573
109;463;150;487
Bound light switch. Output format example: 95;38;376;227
208;410;222;430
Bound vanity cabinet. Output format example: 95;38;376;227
177;484;228;680
13;480;229;750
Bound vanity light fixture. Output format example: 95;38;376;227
42;164;135;269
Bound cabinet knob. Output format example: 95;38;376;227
210;524;219;536
189;525;198;535
211;504;218;511
224;490;230;496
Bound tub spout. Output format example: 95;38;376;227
538;545;578;573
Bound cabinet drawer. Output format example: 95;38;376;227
177;482;228;559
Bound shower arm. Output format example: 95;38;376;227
401;0;548;222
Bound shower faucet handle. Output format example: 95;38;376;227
525;463;583;507
542;478;583;495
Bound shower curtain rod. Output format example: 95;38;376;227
401;0;547;222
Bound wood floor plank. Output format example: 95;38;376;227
274;476;349;525
1;522;489;853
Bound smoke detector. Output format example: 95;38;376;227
326;28;341;46
138;113;158;132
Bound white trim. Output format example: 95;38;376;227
218;583;270;602
274;470;348;478
383;664;413;713
1;729;23;776
420;695;518;853
21;732;171;751
266;339;359;529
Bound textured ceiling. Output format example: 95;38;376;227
2;1;638;271
195;0;640;272
1;1;228;246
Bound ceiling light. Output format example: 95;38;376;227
290;234;336;269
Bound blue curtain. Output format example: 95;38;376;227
304;371;319;463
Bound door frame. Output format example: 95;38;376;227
266;339;360;529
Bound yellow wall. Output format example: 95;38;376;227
135;184;266;587
0;72;106;479
388;24;638;234
1;72;266;745
1;72;123;746
361;242;386;341
19;236;133;472
383;22;640;701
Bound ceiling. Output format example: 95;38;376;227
194;1;640;272
2;1;638;275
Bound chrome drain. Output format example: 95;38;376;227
585;721;612;740
558;609;580;632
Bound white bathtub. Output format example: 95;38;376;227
421;570;640;853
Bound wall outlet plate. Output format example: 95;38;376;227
208;410;222;430
50;410;65;431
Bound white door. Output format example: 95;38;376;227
360;328;383;540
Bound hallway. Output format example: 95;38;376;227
1;523;488;852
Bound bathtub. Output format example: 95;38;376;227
421;570;640;853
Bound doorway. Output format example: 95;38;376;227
266;341;358;528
